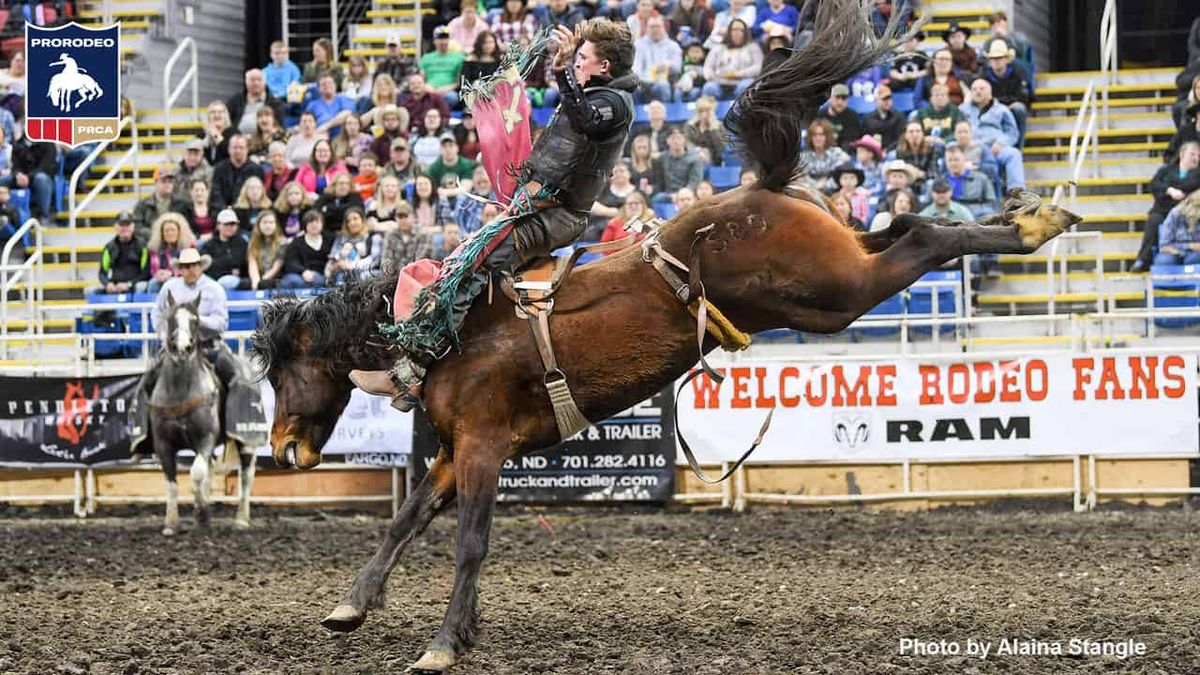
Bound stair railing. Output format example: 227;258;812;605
68;115;139;273
1066;81;1100;206
162;37;199;165
1099;0;1118;126
0;219;43;359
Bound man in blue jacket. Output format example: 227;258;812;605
959;78;1026;190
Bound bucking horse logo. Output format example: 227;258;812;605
47;51;103;113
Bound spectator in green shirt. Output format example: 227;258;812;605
919;178;975;222
421;26;467;108
426;137;477;191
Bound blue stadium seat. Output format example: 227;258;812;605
907;270;961;334
633;104;649;124
664;102;691;124
891;90;917;115
853;293;905;337
715;99;734;119
1149;265;1200;328
707;165;740;191
847;95;876;115
531;107;554;127
653;201;678;220
721;147;741;166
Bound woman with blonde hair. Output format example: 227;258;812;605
273;180;315;238
141;212;196;292
600;190;654;248
1154;190;1200;266
196;100;233;165
358;73;406;131
247;210;288;290
332;113;373;171
343;56;372;99
234;176;274;233
366;175;406;234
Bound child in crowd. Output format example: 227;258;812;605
263;40;302;101
354;155;380;202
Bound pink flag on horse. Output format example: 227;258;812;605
470;68;533;206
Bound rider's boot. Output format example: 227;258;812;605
349;356;426;412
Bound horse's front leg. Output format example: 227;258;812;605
323;445;458;633
189;432;219;528
235;445;255;529
409;444;504;673
157;439;179;537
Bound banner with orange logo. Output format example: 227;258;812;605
0;374;139;466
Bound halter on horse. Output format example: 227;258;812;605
251;2;1080;670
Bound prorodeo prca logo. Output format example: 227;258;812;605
24;22;121;147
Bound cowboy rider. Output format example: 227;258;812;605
350;19;639;410
138;243;240;410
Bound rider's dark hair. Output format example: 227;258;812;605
579;18;633;77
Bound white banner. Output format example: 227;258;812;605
676;353;1198;462
254;383;413;466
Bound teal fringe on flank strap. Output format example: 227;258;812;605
378;30;557;360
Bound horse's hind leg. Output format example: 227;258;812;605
409;441;505;673
234;445;255;529
322;445;457;633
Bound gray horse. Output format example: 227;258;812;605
149;292;255;535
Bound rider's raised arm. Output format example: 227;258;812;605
553;67;629;138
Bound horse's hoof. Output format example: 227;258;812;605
162;526;176;537
321;604;366;633
406;649;456;673
234;518;251;530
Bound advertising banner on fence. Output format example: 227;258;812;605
254;383;413;467
676;353;1199;462
411;390;675;502
0;374;140;466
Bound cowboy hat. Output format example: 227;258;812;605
883;159;920;181
177;248;212;271
831;162;865;187
851;135;884;161
941;23;972;41
984;40;1013;59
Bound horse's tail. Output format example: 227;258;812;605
724;0;915;192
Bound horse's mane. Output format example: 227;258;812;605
724;0;915;192
250;275;396;378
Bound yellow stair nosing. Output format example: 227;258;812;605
1037;66;1180;79
365;8;435;17
1037;83;1174;96
1026;157;1159;168
77;9;160;18
1021;141;1166;155
1029;111;1169;124
997;252;1138;264
343;48;419;57
1032;96;1171;111
1023;127;1175;140
1027;177;1148;188
977;291;1143;304
1071;194;1151;202
40;246;104;255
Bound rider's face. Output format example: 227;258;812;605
180;262;202;284
574;41;610;86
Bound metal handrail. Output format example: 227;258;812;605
1065;81;1100;204
1044;232;1104;326
0;219;43;359
68;115;139;272
1099;0;1118;126
162;37;199;164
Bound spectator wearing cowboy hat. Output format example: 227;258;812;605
830;163;870;226
201;208;250;290
375;34;412;86
131;165;190;242
981;39;1034;144
881;159;921;207
888;30;928;93
942;22;978;78
820;83;865;153
851;135;885;197
863;85;907;152
981;11;1032;73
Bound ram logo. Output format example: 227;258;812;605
832;413;871;451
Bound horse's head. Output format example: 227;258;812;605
163;291;202;359
250;282;390;469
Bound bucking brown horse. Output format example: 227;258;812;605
250;3;1080;671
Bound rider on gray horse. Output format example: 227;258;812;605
130;246;243;457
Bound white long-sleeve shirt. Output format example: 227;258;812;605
153;274;228;339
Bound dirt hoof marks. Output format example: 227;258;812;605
161;527;176;537
321;605;365;633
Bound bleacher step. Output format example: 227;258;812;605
1026;157;1160;182
1027;111;1172;132
1035;67;1179;90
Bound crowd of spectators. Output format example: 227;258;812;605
1134;27;1200;272
92;1;1048;295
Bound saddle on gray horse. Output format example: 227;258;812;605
129;345;268;458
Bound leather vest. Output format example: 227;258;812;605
525;75;636;211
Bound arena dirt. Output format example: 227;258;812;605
1;504;1198;674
